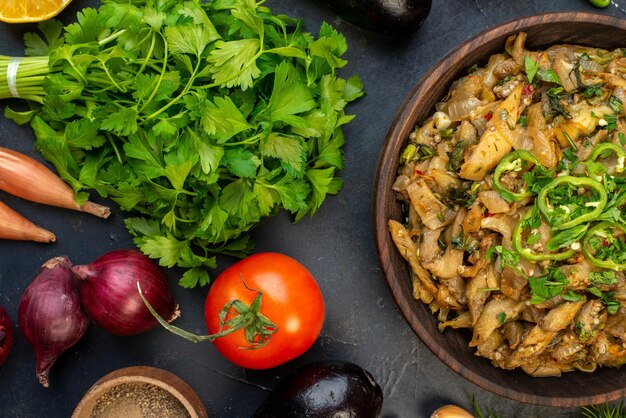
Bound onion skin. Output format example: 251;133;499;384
18;257;89;387
73;249;179;336
0;305;14;366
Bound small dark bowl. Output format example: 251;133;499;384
373;12;626;407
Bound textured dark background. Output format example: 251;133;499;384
1;1;625;417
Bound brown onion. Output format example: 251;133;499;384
431;405;473;418
0;305;14;366
18;257;89;387
72;249;179;336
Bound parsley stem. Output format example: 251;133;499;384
138;31;169;115
0;56;49;102
135;31;157;77
141;54;201;124
95;56;127;92
97;29;127;47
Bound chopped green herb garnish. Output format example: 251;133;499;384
589;270;619;286
547;87;572;119
529;267;569;304
524;55;540;83
608;95;624;114
605;114;619;131
416;145;438;161
446;141;468;172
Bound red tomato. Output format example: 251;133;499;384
204;252;324;369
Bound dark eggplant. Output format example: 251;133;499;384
313;0;431;38
254;361;383;418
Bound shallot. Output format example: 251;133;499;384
18;257;89;387
72;249;179;336
0;200;55;243
0;305;14;366
0;146;110;218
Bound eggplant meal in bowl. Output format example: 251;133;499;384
388;31;626;378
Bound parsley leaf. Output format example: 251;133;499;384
524;55;540;83
208;38;262;90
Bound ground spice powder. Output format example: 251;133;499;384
90;382;191;418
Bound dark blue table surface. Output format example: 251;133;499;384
1;1;625;417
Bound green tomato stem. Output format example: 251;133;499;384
138;282;278;348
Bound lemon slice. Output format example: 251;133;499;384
0;0;72;23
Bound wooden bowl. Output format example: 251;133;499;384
373;12;626;407
72;366;208;418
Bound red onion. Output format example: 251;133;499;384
72;249;179;336
0;305;14;366
18;257;89;387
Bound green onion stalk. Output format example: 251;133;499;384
0;56;49;103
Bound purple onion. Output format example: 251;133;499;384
18;257;89;387
0;305;14;366
72;249;179;336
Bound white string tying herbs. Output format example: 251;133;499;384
7;58;22;98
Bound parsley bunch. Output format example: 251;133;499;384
4;0;364;287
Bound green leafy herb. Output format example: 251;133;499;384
589;270;620;286
575;320;597;342
545;224;588;251
526;231;541;246
416;144;438;161
604;113;619;131
529;267;569;304
547;87;572;119
520;203;542;230
583;85;604;98
446;181;480;208
588;287;621;314
473;398;625;418
446;140;467;172
536;68;562;84
4;0;363;288
487;245;524;277
582;401;625;418
524;55;540;83
608;95;623;114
